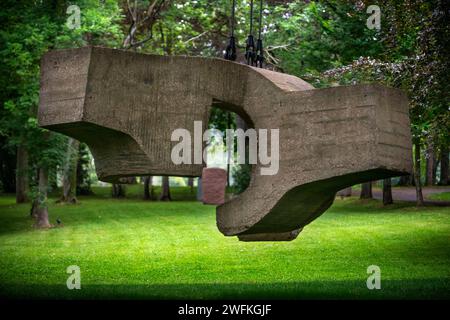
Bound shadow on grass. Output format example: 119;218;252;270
1;279;449;300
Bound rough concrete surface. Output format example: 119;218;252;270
39;47;412;241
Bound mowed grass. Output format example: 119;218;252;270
428;191;450;201
0;186;449;299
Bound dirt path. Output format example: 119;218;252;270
372;186;450;206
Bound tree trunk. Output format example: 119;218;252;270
60;138;79;203
425;139;435;186
382;178;393;205
160;176;171;201
226;111;231;187
16;145;29;203
187;177;194;193
32;167;51;228
398;175;411;186
112;184;126;198
439;145;449;185
360;182;373;199
76;143;93;195
125;176;137;184
414;141;424;206
143;176;154;200
0;136;16;193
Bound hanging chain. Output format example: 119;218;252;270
255;0;264;68
224;0;237;61
245;0;256;66
225;0;264;68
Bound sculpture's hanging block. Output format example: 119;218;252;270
39;47;412;241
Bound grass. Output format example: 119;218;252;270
0;186;449;299
428;192;450;201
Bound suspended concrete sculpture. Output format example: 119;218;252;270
38;47;412;241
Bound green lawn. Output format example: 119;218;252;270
0;186;449;299
428;192;450;201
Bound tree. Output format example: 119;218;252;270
15;145;29;203
59;138;79;203
76;143;94;195
143;176;154;200
360;182;373;199
439;146;449;185
31;167;51;228
425;138;436;186
112;184;126;198
398;175;412;186
160;176;171;201
382;178;393;205
414;140;425;206
316;1;449;206
28;131;66;228
0;0;125;224
0;137;16;193
187;177;194;193
122;0;170;49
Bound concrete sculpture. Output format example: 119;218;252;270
39;47;412;241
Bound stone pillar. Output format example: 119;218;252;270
202;168;227;205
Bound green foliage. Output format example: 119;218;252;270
56;0;124;48
232;163;251;194
0;0;125;205
320;0;449;152
76;143;94;195
264;1;383;82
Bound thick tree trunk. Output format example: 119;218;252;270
414;141;424;206
16;145;29;203
60;138;79;203
439;145;449;185
160;176;171;201
143;176;154;200
425;140;435;186
0;137;16;193
360;182;373;199
382;178;393;205
112;184;126;198
32;167;52;228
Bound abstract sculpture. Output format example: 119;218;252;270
39;47;412;241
